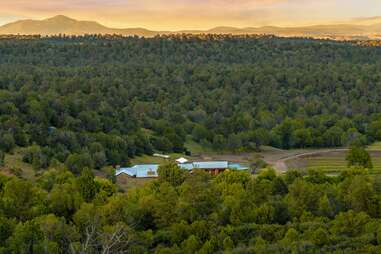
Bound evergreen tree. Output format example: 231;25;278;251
77;168;97;202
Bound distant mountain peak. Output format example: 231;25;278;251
0;15;161;37
0;15;381;39
44;15;77;22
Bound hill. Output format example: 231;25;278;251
0;35;381;172
0;15;161;37
1;15;381;39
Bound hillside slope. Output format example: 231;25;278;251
0;15;381;39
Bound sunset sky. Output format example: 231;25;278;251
0;0;380;30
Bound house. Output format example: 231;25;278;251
180;161;229;175
116;161;249;178
116;164;159;178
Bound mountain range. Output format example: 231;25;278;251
1;15;381;40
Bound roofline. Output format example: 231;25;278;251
123;161;230;167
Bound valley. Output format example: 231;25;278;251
0;34;381;253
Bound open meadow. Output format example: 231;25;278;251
284;143;381;175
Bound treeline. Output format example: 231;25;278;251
1;165;381;253
1;35;381;171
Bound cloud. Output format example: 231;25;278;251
0;0;379;30
0;0;310;12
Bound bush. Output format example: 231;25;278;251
0;133;15;152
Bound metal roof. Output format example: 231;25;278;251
178;163;194;170
116;164;159;178
116;161;247;178
228;163;249;170
176;157;189;164
116;167;136;177
192;161;229;169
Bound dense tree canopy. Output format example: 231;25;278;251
1;34;381;172
1;35;381;252
0;166;381;253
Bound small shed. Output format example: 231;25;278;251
176;157;189;164
153;153;170;159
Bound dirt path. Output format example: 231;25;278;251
269;149;349;172
191;147;351;173
189;144;381;173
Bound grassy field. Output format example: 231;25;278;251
286;148;381;175
367;142;381;151
0;150;36;179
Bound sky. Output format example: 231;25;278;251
0;0;380;30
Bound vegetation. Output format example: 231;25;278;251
286;154;381;176
346;145;373;169
1;35;381;173
0;165;381;253
0;150;4;166
2;34;381;253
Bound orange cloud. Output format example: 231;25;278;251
0;0;379;30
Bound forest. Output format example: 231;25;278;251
1;35;381;171
1;35;381;253
1;164;381;253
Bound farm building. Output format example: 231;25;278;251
116;161;248;178
176;157;189;164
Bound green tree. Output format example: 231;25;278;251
318;195;334;218
157;162;186;187
151;136;173;153
346;146;373;169
7;220;47;254
323;126;344;147
0;215;14;247
181;235;201;254
199;240;215;254
2;178;45;221
282;228;299;244
192;125;210;142
65;153;94;174
0;133;15;152
0;149;4;166
77;168;98;202
216;170;250;185
331;211;370;237
291;128;313;148
49;183;83;217
273;119;297;149
223;236;234;250
312;228;329;246
271;177;288;195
